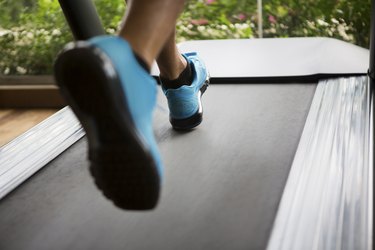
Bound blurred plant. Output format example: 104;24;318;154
262;0;371;47
177;0;254;41
0;0;123;75
0;0;371;75
0;0;71;75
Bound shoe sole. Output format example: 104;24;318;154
170;73;210;130
54;42;160;210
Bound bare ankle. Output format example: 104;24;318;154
158;54;187;80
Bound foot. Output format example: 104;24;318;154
54;36;162;210
161;52;209;130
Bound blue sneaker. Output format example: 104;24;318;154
162;52;209;130
54;36;162;210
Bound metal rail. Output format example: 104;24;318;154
370;0;375;80
267;76;372;250
0;108;84;200
370;0;375;245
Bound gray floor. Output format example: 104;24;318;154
0;84;316;250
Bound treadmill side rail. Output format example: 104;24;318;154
268;76;373;250
0;107;84;200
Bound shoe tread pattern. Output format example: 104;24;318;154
54;44;160;210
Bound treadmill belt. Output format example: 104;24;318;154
0;84;316;250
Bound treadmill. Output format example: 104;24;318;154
0;1;373;249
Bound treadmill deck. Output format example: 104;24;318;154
0;84;316;250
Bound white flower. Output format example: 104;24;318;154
331;18;339;24
16;66;27;74
0;29;10;37
220;25;228;30
27;32;34;39
197;26;205;32
52;29;61;36
106;28;116;34
317;19;329;27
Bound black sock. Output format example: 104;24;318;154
160;61;193;89
133;51;150;73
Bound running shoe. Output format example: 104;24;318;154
54;36;162;210
162;52;209;130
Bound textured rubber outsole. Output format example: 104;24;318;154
54;42;160;210
170;74;210;130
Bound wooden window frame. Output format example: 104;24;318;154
0;75;65;108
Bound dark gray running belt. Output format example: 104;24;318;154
0;83;316;250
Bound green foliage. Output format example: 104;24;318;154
0;0;371;75
0;0;35;27
335;0;371;47
0;0;72;74
0;0;123;75
177;0;254;41
262;0;371;47
95;0;125;34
